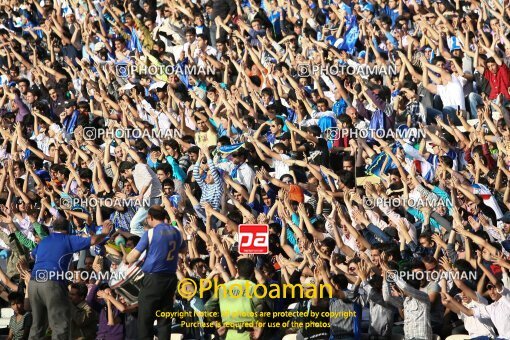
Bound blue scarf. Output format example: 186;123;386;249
231;163;242;179
63;110;79;135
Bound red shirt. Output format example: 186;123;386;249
484;63;510;100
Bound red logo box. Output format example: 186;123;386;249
238;224;269;254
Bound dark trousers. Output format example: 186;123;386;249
28;280;71;340
138;273;177;340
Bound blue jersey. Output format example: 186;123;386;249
135;223;183;274
31;233;91;281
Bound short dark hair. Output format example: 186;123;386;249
162;178;175;189
70;282;88;298
196;33;208;42
8;292;23;304
343;155;355;164
18;78;30;86
113;37;126;45
237;258;255;279
273;117;284;127
118;161;135;174
306;125;322;137
53;218;70;232
316;98;328;106
147;205;169;221
188;146;200;155
227;211;243;225
433;56;446;65
190;258;207;270
157;163;173;177
163;139;179;151
126;235;140;246
185;27;197;36
419;232;433;243
339;171;355;189
261;88;273;97
486;57;496;65
331;274;349;290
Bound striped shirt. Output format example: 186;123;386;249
193;159;224;211
9;312;32;340
383;273;432;340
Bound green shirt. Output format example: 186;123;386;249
15;222;48;250
205;279;264;340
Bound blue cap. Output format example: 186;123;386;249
362;3;375;12
358;51;366;58
502;240;510;252
499;211;510;223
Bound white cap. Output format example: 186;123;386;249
94;42;106;52
149;81;166;91
119;83;135;91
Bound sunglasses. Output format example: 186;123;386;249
486;284;496;290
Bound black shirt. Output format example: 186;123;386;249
304;138;330;167
211;0;236;20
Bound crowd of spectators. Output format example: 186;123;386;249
0;0;508;338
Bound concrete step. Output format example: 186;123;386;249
0;309;13;319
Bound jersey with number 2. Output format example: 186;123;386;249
135;223;182;274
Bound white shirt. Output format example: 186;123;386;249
13;215;35;242
436;75;466;110
0;227;10;249
133;163;163;200
341;233;359;252
169;41;197;61
217;162;255;193
472;287;510;338
300;110;336;127
459;293;496;338
193;46;217;68
270;154;290;181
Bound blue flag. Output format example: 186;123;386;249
129;28;143;52
338;15;359;54
217;143;245;154
177;58;191;89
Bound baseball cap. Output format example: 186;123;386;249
498;211;510;223
502;240;510;252
64;100;77;108
362;3;375;12
94;42;106;52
